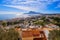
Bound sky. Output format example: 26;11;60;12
0;0;60;15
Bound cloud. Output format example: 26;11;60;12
4;5;38;11
0;11;24;15
1;0;60;13
2;0;60;6
3;0;48;11
1;0;50;12
56;3;60;8
2;0;45;4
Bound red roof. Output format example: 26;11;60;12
22;29;40;38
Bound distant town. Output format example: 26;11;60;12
0;12;60;40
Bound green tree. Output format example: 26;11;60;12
33;20;45;26
0;28;19;40
7;28;19;40
2;21;7;27
51;17;60;27
48;30;60;40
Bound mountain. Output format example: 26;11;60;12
24;11;43;17
25;11;42;14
